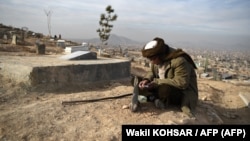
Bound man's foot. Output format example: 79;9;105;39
154;99;165;109
129;101;140;112
181;106;194;118
147;95;156;102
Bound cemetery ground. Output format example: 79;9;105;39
0;44;250;141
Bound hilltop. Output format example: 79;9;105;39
0;23;250;140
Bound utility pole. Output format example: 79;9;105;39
44;9;52;38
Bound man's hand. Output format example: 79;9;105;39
139;80;158;90
138;80;149;89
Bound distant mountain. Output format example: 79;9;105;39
69;34;143;47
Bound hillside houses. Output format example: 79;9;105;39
186;48;250;82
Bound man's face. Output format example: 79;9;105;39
148;56;161;65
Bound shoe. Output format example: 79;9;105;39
147;95;156;102
154;99;165;109
130;101;139;112
130;81;140;112
181;106;194;117
138;95;147;103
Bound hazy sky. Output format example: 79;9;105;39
1;0;250;49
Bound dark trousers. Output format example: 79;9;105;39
131;75;197;111
139;84;183;106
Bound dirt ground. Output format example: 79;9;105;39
0;45;250;141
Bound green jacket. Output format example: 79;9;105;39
144;47;198;104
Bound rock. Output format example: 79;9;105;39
122;105;129;109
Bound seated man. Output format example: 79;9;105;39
130;37;198;117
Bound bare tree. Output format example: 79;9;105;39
44;9;53;38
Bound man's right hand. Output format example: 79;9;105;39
138;80;150;89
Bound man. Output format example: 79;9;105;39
130;37;198;117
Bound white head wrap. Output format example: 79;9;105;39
144;40;157;50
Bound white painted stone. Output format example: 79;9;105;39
59;51;97;60
65;46;89;54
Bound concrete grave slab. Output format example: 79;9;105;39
60;51;97;60
0;55;130;88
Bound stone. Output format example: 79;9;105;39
56;40;65;48
11;35;16;45
239;92;250;108
122;105;129;109
64;46;89;54
3;34;8;44
59;51;97;60
36;44;46;54
3;34;7;40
